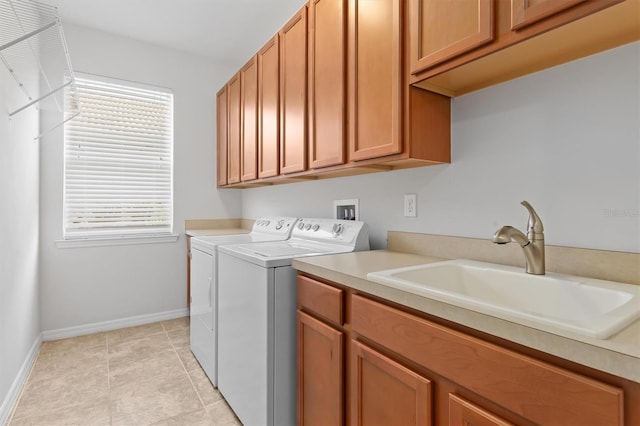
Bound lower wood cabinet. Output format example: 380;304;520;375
297;310;344;426
351;340;433;426
448;394;513;426
297;273;638;426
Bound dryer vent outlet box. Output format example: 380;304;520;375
334;199;359;220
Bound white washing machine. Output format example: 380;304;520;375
189;217;298;386
217;218;369;426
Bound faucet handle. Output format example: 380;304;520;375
521;200;544;237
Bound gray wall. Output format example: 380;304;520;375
0;51;41;422
243;42;640;253
38;25;242;332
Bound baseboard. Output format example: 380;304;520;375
0;334;42;426
42;308;189;341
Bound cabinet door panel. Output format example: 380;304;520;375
351;294;624;426
258;36;280;178
308;0;346;169
410;0;494;74
280;7;308;174
449;394;514;426
351;340;433;426
216;87;228;186
349;0;402;161
227;74;241;184
298;310;343;426
241;57;258;181
511;0;586;30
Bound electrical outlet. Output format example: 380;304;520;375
404;194;417;217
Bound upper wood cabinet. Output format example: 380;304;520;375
410;0;494;75
258;35;280;179
308;0;347;169
348;0;403;162
410;0;631;96
216;87;228;187
240;57;258;182
511;0;586;30
279;7;308;175
226;73;241;185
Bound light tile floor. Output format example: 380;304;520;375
8;317;242;426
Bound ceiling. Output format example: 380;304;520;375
38;0;308;69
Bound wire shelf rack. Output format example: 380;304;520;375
1;0;79;139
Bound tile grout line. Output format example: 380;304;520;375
164;325;209;410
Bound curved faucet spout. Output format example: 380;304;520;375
493;225;529;247
492;201;545;275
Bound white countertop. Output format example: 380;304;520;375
186;228;249;237
292;250;640;383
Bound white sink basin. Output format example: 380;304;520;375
366;259;640;339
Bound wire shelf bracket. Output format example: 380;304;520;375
1;0;80;140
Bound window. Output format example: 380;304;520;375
63;73;174;242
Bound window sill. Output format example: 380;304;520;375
55;234;180;249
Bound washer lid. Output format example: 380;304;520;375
218;239;355;268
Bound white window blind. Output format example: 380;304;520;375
63;74;174;239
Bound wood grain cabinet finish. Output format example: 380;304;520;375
511;0;586;30
351;294;625;426
279;7;308;175
351;340;433;426
409;0;494;75
240;57;258;182
308;0;347;169
348;0;403;161
297;310;344;426
448;394;514;426
410;0;628;96
216;87;228;187
226;73;241;184
297;273;640;425
297;275;344;325
258;35;280;179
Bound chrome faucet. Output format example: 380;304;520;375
493;201;545;275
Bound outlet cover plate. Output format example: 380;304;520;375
404;194;417;217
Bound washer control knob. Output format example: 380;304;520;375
298;222;305;230
312;224;320;232
305;223;312;231
332;223;344;235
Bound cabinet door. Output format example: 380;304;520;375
351;340;433;426
448;394;514;426
511;0;586;30
308;0;347;169
348;0;402;161
280;7;308;174
258;35;280;178
227;74;241;184
410;0;494;75
298;310;343;426
216;87;228;186
241;57;258;182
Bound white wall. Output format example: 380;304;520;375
0;57;41;420
39;25;242;331
243;42;640;253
